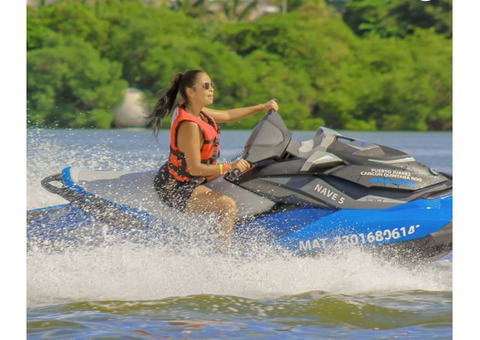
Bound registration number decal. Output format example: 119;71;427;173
298;225;420;251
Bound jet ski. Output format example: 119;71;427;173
27;111;452;262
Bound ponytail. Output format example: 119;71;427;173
149;72;183;137
149;69;204;137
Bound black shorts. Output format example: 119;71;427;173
153;162;201;212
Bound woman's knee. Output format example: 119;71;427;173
216;195;237;214
187;188;237;214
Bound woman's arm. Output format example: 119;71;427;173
176;121;220;177
203;99;278;123
176;122;251;177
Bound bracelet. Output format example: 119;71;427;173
218;163;230;175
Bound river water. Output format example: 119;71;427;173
26;128;453;339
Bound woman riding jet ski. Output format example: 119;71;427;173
27;111;452;262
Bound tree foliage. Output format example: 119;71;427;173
27;0;451;130
27;33;127;128
343;0;452;38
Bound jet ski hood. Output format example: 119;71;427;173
230;112;451;210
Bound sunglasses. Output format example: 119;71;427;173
194;82;215;90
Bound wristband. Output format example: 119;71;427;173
219;163;224;175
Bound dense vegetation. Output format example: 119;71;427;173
27;0;452;130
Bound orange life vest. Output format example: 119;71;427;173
168;104;220;182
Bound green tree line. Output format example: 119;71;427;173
27;0;452;131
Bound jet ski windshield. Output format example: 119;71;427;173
242;111;293;163
240;111;342;164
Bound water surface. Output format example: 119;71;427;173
27;128;452;339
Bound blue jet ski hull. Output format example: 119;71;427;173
27;166;452;263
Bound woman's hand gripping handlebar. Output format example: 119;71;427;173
228;158;252;180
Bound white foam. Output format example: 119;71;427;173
27;241;451;308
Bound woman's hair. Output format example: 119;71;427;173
149;69;204;136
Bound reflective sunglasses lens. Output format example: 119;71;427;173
203;82;214;90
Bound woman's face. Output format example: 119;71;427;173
188;72;214;107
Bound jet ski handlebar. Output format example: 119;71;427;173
229;168;241;180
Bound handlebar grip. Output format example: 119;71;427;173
230;168;241;180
